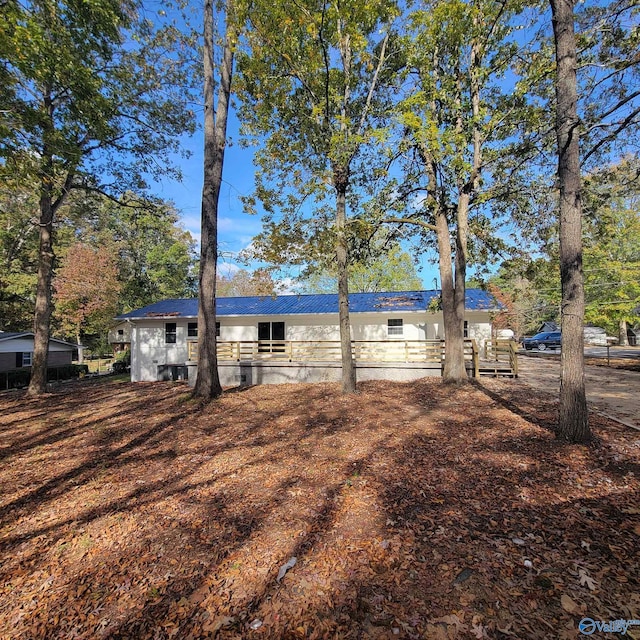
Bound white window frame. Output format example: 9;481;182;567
165;322;177;344
22;351;33;366
387;318;404;337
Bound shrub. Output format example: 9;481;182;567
0;363;89;390
111;360;129;373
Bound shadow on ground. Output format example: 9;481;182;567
0;376;638;639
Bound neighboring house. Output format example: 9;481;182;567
116;289;502;385
537;321;559;333
0;332;78;373
108;322;132;353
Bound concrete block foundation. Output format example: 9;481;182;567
188;361;443;388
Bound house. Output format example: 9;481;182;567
537;321;559;333
0;332;78;373
116;289;503;385
108;322;131;353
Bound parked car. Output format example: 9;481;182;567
522;331;562;351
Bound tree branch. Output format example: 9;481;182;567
356;32;390;137
583;104;640;163
383;216;438;233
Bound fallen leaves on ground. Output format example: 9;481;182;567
0;375;638;639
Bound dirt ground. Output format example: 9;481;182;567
517;354;640;429
0;376;638;640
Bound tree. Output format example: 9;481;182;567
216;267;280;297
488;257;561;336
551;0;589;441
582;158;640;342
547;0;638;441
381;0;537;382
297;242;422;294
102;199;197;310
238;0;397;393
193;0;236;400
53;243;121;356
491;157;640;342
0;178;40;329
0;183;197;330
0;0;198;395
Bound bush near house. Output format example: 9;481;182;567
0;364;89;390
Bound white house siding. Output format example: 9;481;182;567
466;312;492;348
405;312;492;347
131;321;191;382
219;312;426;342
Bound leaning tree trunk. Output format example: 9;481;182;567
551;0;590;442
194;0;234;399
27;187;55;396
334;169;357;394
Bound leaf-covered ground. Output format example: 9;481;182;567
0;376;638;639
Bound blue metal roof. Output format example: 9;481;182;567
116;289;499;320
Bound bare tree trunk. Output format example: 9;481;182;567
551;0;590;442
76;325;84;364
618;319;628;346
436;208;463;382
439;34;479;384
27;187;55;396
194;0;234;399
443;194;470;383
335;173;356;393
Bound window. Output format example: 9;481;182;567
117;329;124;336
188;322;219;337
258;321;285;352
464;321;469;338
165;322;177;344
16;352;32;367
387;319;403;337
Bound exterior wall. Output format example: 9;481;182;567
0;337;75;372
131;320;191;383
48;351;73;367
0;338;37;353
213;361;442;387
0;353;15;373
420;312;491;347
466;312;492;350
108;322;132;345
219;312;426;342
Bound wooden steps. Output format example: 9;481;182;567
478;364;517;378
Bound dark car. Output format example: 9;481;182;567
522;331;562;351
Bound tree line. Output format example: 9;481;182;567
199;0;638;445
1;0;638;444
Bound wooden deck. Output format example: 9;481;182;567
187;339;519;378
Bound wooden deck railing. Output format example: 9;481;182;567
484;339;518;377
187;339;480;371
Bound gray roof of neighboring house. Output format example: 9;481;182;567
116;289;500;320
0;332;79;348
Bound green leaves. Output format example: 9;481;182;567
0;0;199;199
